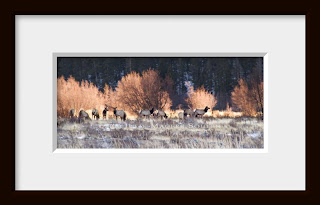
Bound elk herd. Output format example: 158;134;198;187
69;105;211;123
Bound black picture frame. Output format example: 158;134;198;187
4;2;315;203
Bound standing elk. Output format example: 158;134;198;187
78;110;91;123
139;107;155;119
113;107;127;121
69;109;75;118
194;106;210;118
103;106;109;120
92;108;100;120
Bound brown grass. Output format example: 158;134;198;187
57;117;263;149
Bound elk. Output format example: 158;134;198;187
69;109;75;118
194;106;210;118
103;105;109;120
184;109;194;117
113;107;127;121
139;107;155;118
155;110;168;119
92;108;100;120
78;110;91;123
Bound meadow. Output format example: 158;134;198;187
57;115;264;149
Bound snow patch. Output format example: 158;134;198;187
247;132;260;138
76;134;86;139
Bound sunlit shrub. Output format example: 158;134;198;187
185;82;217;110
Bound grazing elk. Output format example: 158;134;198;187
103;106;109;120
156;110;168;119
69;109;75;118
92;108;100;120
113;107;127;121
78;110;91;123
139;107;155;118
194;106;210;118
184;109;194;117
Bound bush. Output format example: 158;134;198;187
231;79;256;116
115;69;172;114
185;82;217;109
57;76;104;118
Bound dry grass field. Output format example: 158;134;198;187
57;116;264;149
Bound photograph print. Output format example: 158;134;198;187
57;57;264;149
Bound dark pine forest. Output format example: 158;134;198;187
57;57;263;110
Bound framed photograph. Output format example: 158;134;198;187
13;14;308;195
54;53;266;153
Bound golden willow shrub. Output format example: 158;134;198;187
115;69;172;114
103;84;116;108
185;82;217;110
231;79;263;116
57;76;104;117
251;81;264;114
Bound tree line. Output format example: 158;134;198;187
58;57;263;111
